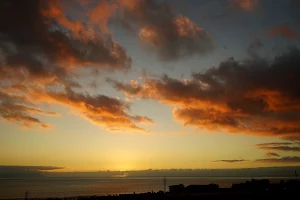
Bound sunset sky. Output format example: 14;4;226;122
1;0;300;172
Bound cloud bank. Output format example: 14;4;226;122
0;0;154;132
109;47;300;138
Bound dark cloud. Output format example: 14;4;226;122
0;0;131;79
0;0;212;131
256;156;300;163
258;146;300;152
0;165;64;172
109;48;300;137
256;142;293;146
211;159;246;163
247;39;263;59
0;0;148;131
117;0;213;60
256;142;300;152
265;152;280;157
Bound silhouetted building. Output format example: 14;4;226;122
169;184;185;194
232;179;270;191
284;180;300;191
186;184;219;193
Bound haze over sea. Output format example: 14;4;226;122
2;166;300;199
0;176;296;199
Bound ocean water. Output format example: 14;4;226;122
0;177;291;199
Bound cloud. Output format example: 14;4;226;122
206;0;259;20
258;146;300;152
230;0;258;12
256;142;293;146
268;25;300;39
69;0;213;61
0;0;156;132
0;0;131;79
256;156;300;163
109;47;300;137
282;136;300;142
0;165;64;172
247;39;263;59
256;142;300;152
0;0;212;130
116;0;213;60
211;159;246;163
0;91;57;128
31;88;153;133
265;152;280;157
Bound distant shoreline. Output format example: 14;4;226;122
1;178;299;200
1;176;298;180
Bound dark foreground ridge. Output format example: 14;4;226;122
24;179;300;200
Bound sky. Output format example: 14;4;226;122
1;0;300;172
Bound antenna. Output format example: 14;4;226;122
163;176;167;193
24;191;29;200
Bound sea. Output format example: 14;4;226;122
0;177;292;199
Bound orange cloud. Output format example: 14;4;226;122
88;0;118;33
0;91;56;129
0;1;160;132
29;88;153;133
109;48;300;138
230;0;258;11
39;0;213;61
268;25;300;39
0;0;131;82
117;0;213;60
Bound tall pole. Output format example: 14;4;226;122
24;191;29;200
163;176;167;193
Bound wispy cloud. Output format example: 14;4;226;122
256;156;300;163
31;88;153;133
256;142;293;146
258;146;300;152
0;91;57;128
256;142;300;152
211;159;246;163
0;165;64;172
265;152;280;157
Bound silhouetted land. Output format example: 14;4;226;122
12;179;300;200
